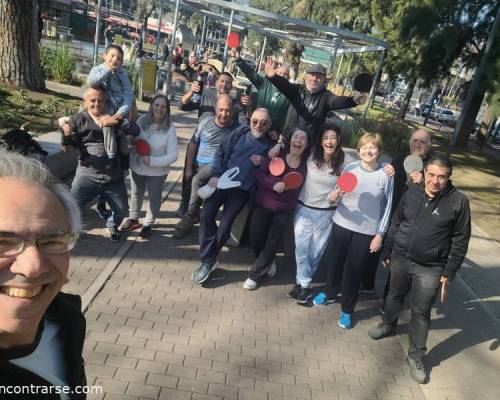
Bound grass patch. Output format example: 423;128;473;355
0;87;82;135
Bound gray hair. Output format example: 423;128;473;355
0;150;81;233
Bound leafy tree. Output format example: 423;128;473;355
131;0;159;41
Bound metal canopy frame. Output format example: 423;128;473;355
162;0;389;121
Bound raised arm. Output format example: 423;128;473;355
87;64;112;88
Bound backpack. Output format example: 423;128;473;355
0;128;48;160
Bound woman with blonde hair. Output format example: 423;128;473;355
119;94;178;237
313;132;393;329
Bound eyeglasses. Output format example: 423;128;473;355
0;232;79;257
250;119;269;127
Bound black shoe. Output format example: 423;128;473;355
367;323;396;340
287;284;301;300
295;287;312;304
96;202;108;220
407;357;427;384
139;225;152;238
107;227;121;242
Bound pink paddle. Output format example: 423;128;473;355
337;172;358;192
135;139;151;156
269;157;285;176
283;171;304;190
227;32;240;48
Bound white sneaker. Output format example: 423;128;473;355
243;278;258;290
267;261;277;278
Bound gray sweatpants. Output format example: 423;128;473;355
129;171;167;226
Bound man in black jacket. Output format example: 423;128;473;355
0;150;87;399
265;62;366;143
368;155;471;384
62;87;139;241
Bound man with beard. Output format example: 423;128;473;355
191;108;274;284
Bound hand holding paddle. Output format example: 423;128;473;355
135;139;151;156
337;172;358;193
282;171;304;190
273;181;286;193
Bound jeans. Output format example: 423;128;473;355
188;165;213;216
248;205;294;281
382;254;442;360
199;188;249;264
129;171;166;226
294;204;334;288
71;175;128;229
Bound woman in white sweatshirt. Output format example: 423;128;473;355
120;94;179;237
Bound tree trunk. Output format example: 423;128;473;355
397;76;416;120
453;87;486;148
0;0;45;90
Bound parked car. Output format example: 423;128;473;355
436;109;457;125
415;103;432;117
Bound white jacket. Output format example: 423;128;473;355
130;116;179;176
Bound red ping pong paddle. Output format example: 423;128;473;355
337;172;358;192
282;171;304;190
269;157;285;176
135;139;151;156
227;32;240;48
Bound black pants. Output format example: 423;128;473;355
325;223;373;314
362;250;381;290
248;205;294;281
382;254;442;360
199;188;249;264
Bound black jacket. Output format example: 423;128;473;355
0;293;87;399
384;181;471;281
269;75;357;140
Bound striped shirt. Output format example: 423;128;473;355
332;161;394;236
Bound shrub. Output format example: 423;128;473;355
127;63;140;98
39;44;76;84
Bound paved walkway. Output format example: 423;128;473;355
45;81;500;400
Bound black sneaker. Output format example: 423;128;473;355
407;357;427;384
139;225;152;238
295;287;312;304
107;227;121;242
287;284;301;300
96;202;108;220
367;323;396;340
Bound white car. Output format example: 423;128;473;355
436;109;456;125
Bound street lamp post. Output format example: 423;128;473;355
93;0;103;66
164;0;181;96
221;10;235;73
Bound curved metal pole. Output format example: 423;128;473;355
221;10;235;73
362;51;385;122
93;0;102;66
257;36;267;73
163;0;181;95
341;53;355;96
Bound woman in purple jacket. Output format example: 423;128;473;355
243;128;309;290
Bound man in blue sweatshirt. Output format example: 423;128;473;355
192;108;274;284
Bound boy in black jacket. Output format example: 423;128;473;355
368;155;471;384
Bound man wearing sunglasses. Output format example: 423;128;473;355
0;150;86;398
192;108;274;284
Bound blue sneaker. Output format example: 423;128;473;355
312;292;328;306
191;261;218;284
338;312;352;329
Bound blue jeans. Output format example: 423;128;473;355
71;175;129;229
382;254;442;360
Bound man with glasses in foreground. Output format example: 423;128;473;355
192;108;274;284
0;150;87;398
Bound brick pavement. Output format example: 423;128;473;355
61;107;428;400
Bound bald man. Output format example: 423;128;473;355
61;87;139;241
174;95;241;239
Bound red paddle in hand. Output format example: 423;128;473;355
135;139;151;156
227;32;240;49
269;157;285;176
337;172;358;193
282;171;304;190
